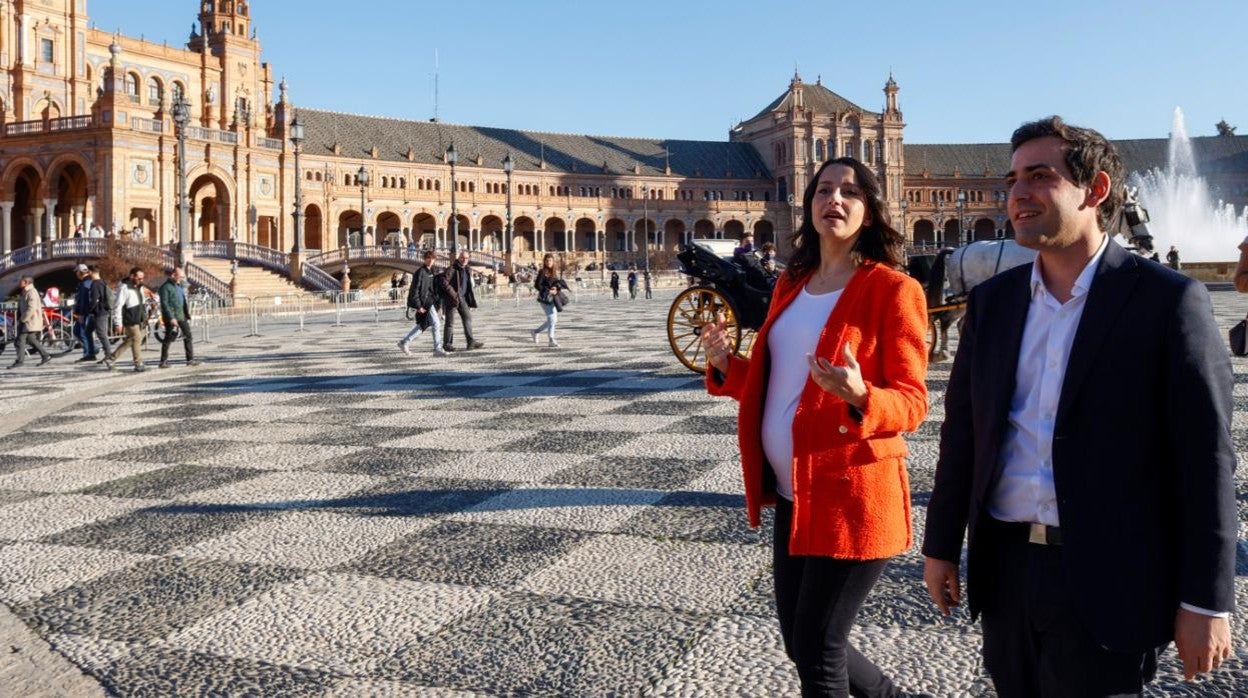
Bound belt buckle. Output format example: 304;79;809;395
1028;522;1047;545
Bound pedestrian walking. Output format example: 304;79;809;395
8;275;52;369
71;264;98;362
398;250;445;356
86;266;116;369
643;270;653;299
1166;244;1181;270
610;271;620;299
530;253;568;348
443;250;484;351
158;267;200;368
627;269;638;299
702;157;931;697
112;267;148;372
923;117;1236;695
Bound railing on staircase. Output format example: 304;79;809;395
300;263;339;292
184;262;233;300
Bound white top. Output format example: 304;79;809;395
762;285;843;500
111;283;144;327
990;235;1107;527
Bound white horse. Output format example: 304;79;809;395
945;240;1038;299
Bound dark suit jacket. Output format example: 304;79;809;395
447;263;478;309
923;239;1237;653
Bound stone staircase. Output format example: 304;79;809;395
191;258;305;299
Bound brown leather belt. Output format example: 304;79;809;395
990;519;1063;546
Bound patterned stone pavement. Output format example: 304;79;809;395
0;287;1244;696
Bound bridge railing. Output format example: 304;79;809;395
234;242;291;274
184;262;233;300
187;240;232;258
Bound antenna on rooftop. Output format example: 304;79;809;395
432;49;440;122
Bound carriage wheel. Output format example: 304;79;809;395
667;286;742;374
926;316;938;355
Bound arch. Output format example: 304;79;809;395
304;203;323;250
171;81;186;103
338;209;363;247
147;76;164;106
480;214;504;252
912;219;935;246
513;216;536;253
634;218;656;252
943;218;960;246
724;220;746;240
186;167;236;243
1004;220;1015;239
451;214;471;250
973;217;997;241
753;220;775;246
693;219;715;239
814;139;825;162
124;72;140;99
605;218;627;252
49;159;90;240
545;216;567;252
575;217;597;252
664;218;685;252
377;211;403;246
8;165;43;248
412;212;437;248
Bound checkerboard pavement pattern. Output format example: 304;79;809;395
0;288;1244;696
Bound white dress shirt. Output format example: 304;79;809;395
990;235;1225;617
762;285;843;500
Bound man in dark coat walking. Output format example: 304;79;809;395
443;250;483;351
158;267;200;368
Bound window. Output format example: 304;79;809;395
148;78;163;104
40;39;54;64
124;74;139;96
171;82;185;103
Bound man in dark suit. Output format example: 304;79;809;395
922;116;1236;696
442;250;483;351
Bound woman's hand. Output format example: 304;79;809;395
701;312;733;374
806;344;868;409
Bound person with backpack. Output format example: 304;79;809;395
530;253;568;348
86;266;117;369
71;264;98;362
398;250;445;356
111;266;149;372
627;269;638;300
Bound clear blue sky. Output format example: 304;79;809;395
95;0;1247;144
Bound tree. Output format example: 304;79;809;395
1216;119;1237;137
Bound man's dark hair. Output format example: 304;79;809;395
422;250;436;260
129;266;144;276
786;157;905;280
1011;115;1125;231
87;264;98;273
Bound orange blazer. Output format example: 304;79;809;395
707;261;929;559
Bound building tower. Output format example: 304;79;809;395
188;0;268;130
881;74;907;234
3;0;92;122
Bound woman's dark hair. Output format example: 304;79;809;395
540;253;557;278
786;157;904;280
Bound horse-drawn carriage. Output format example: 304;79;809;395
664;240;1017;373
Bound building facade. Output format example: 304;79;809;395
0;0;1244;272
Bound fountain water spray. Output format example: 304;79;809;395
1129;108;1248;262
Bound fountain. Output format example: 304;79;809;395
1129;107;1248;263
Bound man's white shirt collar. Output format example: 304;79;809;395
1029;235;1109;302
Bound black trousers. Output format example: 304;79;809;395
159;318;194;362
442;302;474;348
773;499;898;698
977;519;1157;698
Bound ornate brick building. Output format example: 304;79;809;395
0;0;1244;274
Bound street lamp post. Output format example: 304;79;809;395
447;142;458;253
995;190;1008;237
641;184;650;280
289;117;305;253
956;190;966;245
356;165;369;247
502;152;513;268
171;95;191;267
935;201;945;247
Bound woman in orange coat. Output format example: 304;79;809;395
704;157;930;697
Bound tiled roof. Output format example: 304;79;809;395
749;81;876;121
298;109;771;181
905;135;1248;178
